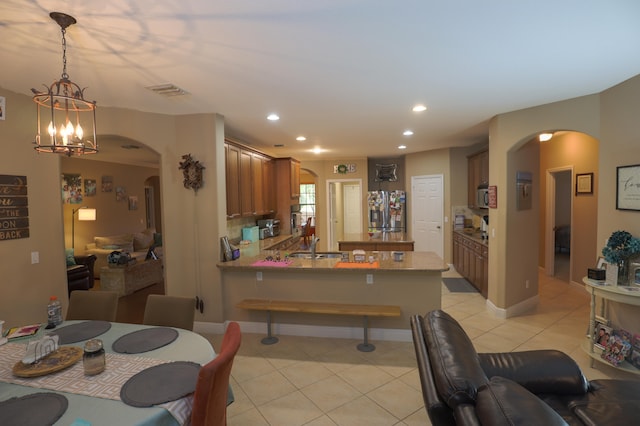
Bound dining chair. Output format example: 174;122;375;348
142;294;195;330
302;217;313;248
191;321;241;426
66;290;119;321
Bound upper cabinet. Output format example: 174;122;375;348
225;143;241;219
275;158;301;201
274;158;301;234
467;150;488;209
225;140;275;219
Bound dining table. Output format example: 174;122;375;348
0;320;217;426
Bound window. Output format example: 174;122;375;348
299;183;315;225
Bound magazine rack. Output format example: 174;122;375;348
582;277;640;374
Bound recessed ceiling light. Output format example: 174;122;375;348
311;147;324;154
267;113;280;121
398;145;407;150
539;133;553;142
412;104;427;112
296;136;306;141
403;130;414;136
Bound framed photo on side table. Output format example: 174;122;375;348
576;172;593;195
616;164;640;211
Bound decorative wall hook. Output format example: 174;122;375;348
179;154;205;193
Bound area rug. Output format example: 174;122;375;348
442;277;478;293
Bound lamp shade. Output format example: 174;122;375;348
78;208;96;221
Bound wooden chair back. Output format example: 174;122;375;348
191;322;242;426
66;290;119;322
143;294;195;330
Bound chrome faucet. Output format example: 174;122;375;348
310;235;320;258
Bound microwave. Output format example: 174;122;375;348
477;186;489;209
257;219;280;238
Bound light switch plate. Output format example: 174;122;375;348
31;251;39;264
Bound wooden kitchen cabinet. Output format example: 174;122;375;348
467;150;488;209
225;143;241;219
275;157;301;234
225;140;275;218
276;158;301;199
453;231;488;297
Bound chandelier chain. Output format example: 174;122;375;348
60;27;69;80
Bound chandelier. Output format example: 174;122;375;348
33;12;98;156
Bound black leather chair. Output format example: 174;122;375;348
67;254;97;296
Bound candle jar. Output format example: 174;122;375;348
83;339;105;375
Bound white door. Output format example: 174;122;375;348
343;184;361;234
327;179;362;251
412;175;444;258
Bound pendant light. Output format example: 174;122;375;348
32;12;98;156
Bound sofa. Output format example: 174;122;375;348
67;254;97;295
85;228;163;275
410;309;640;425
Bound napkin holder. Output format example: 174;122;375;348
22;335;59;364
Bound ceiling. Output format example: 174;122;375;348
3;1;640;165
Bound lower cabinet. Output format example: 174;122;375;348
453;232;488;297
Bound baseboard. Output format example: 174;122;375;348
194;320;412;342
486;294;540;319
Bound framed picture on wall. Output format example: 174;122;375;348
575;172;593;195
616;164;640;211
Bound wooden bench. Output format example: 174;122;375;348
236;299;401;352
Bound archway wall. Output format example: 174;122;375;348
98;109;227;322
488;94;600;313
538;132;599;285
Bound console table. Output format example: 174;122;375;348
582;277;640;374
100;260;163;296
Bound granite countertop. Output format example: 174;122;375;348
338;232;414;243
453;229;489;246
217;250;448;272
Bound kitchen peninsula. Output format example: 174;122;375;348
217;237;447;334
338;232;415;251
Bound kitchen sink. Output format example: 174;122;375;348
288;251;344;259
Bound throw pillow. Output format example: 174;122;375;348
65;248;76;266
133;229;154;251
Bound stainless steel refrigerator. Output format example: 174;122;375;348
367;190;406;232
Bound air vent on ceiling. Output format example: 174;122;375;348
121;144;140;150
145;83;188;97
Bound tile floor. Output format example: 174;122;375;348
111;266;640;425
195;267;640;426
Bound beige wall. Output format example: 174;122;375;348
60;158;160;253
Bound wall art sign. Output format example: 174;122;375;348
576;172;593;195
516;171;532;211
616;164;640;211
488;185;498;209
61;173;83;204
101;175;113;192
333;164;356;174
0;175;29;241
